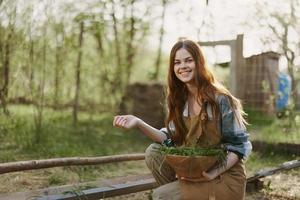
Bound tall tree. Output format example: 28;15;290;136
53;22;65;108
0;3;16;115
152;0;167;80
34;25;47;143
124;0;136;85
258;0;300;107
253;0;300;127
0;0;158;113
111;0;123;92
73;20;84;126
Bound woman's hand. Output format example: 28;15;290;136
202;152;239;181
201;170;218;181
179;169;218;182
113;115;141;129
113;115;167;143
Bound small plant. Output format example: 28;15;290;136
160;146;227;167
160;146;225;157
48;174;65;185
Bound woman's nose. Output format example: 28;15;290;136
179;62;187;69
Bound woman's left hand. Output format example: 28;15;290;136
179;169;219;182
201;170;218;181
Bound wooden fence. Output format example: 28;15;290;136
0;152;299;200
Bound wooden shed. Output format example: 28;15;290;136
240;52;280;114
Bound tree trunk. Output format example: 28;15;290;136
93;21;112;106
152;0;167;80
34;27;47;143
111;0;122;91
111;1;121;68
0;26;13;115
267;1;299;112
73;21;84;126
125;0;136;86
53;23;65;108
94;28;104;58
2;31;11;97
53;46;60;108
29;38;34;94
0;91;9;115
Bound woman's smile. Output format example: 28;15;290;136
179;70;192;75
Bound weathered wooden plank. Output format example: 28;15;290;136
198;39;235;46
0;174;156;200
246;159;300;192
0;153;145;174
36;177;157;200
247;160;300;182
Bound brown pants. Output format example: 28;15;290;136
145;143;246;200
145;143;180;199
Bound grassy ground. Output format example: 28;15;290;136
0;105;151;162
0;105;299;199
245;108;300;144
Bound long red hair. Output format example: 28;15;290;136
166;39;247;146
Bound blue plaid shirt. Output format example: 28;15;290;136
160;95;252;160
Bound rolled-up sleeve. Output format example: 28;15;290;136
218;95;252;160
160;127;171;139
160;121;175;139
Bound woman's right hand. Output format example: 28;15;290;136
113;115;141;129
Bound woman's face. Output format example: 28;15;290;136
173;48;196;84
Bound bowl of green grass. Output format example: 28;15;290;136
160;146;226;180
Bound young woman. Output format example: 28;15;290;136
113;39;252;200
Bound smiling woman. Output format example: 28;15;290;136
113;38;252;200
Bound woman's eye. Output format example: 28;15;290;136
174;62;180;65
187;59;193;63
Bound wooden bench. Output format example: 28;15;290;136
0;174;157;200
0;154;299;200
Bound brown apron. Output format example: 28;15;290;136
179;114;246;200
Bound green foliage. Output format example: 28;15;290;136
249;119;300;144
245;108;300;144
0;0;166;114
246;151;299;176
48;174;67;185
160;146;225;157
160;146;227;169
0;105;151;162
244;107;275;128
278;102;300;128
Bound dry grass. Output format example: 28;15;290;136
0;161;149;194
261;170;300;199
0;168;81;193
